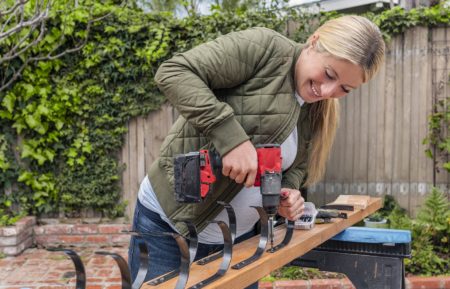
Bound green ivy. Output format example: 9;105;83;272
1;2;449;225
423;96;450;175
386;188;449;276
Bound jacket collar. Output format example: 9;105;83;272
291;43;305;91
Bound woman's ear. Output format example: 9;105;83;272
310;33;319;48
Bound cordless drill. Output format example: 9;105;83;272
254;144;282;252
173;144;283;251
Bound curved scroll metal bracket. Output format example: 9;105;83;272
95;251;132;289
172;233;191;289
138;231;190;289
196;201;236;265
188;220;233;289
231;206;269;269
117;230;150;289
47;248;86;289
266;220;295;253
146;221;198;287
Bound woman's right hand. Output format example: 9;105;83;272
221;140;258;187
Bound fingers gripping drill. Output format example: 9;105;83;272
173;144;283;251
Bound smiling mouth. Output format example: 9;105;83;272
311;81;320;98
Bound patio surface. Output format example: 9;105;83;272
0;246;128;289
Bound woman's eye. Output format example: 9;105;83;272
325;70;333;79
342;87;351;93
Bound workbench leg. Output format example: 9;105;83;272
292;250;406;289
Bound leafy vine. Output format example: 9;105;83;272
0;2;449;225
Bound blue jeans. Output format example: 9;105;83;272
128;199;259;289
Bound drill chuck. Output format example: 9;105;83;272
261;171;282;216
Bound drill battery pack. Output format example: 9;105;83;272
174;150;220;203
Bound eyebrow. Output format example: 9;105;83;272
326;65;356;89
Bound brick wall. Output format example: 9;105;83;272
0;218;132;256
34;223;132;248
0;216;35;256
259;276;450;289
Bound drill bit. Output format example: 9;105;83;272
268;216;275;253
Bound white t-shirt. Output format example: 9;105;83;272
138;93;304;244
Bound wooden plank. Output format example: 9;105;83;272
344;90;355;195
410;27;431;216
402;30;414;210
145;109;158;171
424;28;438;201
358;82;370;196
333;100;345;199
409;27;420;185
393;33;410;210
128;118;139;218
145;197;383;289
402;28;414;212
122;121;132;220
144;112;154;178
442;27;450;191
323;101;342;204
432;27;449;187
351;86;362;195
374;58;387;196
366;65;378;195
137;117;146;186
383;36;397;198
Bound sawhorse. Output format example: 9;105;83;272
292;227;411;289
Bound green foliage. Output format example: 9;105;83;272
1;2;450;226
261;266;344;281
386;188;449;276
0;1;293;224
423;96;450;175
416;187;450;252
369;4;450;41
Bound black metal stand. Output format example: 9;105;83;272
188;220;232;289
267;220;295;253
291;242;408;289
95;251;133;289
231;206;268;269
47;248;86;289
196;202;236;265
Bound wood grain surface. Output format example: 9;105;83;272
144;197;382;289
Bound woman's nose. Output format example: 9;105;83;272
321;82;339;99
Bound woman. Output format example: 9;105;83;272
128;15;385;288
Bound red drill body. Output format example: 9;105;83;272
174;144;283;250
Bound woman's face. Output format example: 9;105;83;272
295;44;364;103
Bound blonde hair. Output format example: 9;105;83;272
304;16;385;186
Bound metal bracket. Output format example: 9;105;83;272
146;221;198;287
95;251;132;289
196;201;236;265
95;232;150;289
47;248;86;289
188;220;233;289
267;220;295;253
231;206;268;269
137;230;191;289
141;231;191;289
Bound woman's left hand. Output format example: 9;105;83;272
278;188;305;221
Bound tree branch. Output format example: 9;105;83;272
0;0;29;18
0;1;121;93
0;9;49;39
0;17;46;64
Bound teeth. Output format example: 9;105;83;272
311;82;320;97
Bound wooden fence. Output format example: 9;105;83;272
120;26;449;219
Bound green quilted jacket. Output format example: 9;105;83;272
151;27;314;235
